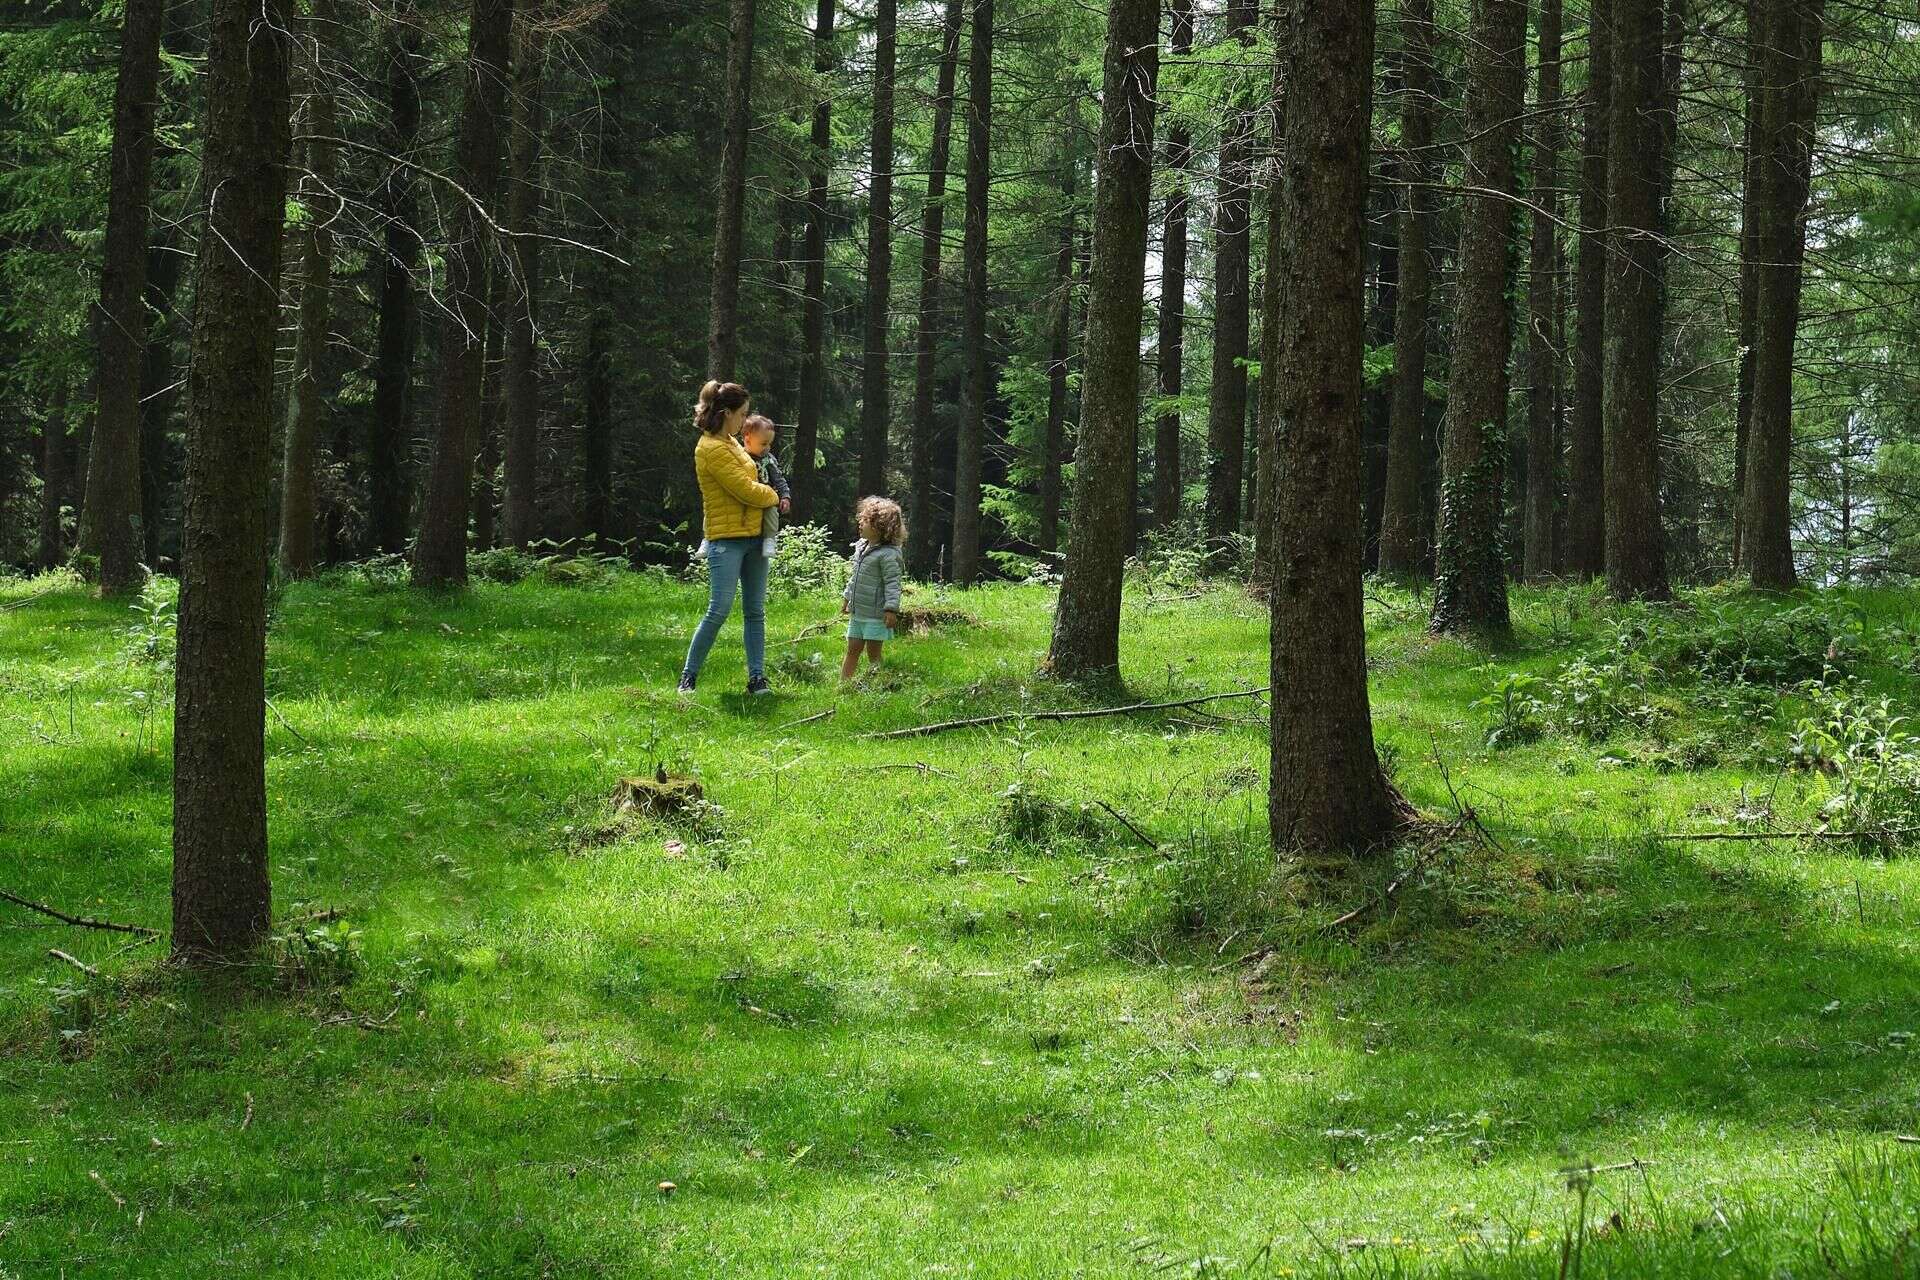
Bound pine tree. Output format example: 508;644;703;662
1046;0;1159;680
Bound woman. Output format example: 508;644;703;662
679;380;781;694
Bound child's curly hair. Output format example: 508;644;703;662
856;496;907;548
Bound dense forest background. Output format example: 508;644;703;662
6;0;1919;586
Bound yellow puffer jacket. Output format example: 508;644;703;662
694;431;779;540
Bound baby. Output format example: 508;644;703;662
741;415;791;558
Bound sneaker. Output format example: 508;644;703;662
676;671;697;694
745;675;773;696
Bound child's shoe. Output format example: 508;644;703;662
745;675;773;696
676;671;697;694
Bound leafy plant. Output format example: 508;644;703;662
1474;669;1547;748
122;574;178;672
1788;684;1920;850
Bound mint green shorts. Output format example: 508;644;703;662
847;618;895;642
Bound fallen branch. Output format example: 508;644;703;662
0;890;159;937
48;948;98;976
1895;1135;1919;1145
1656;827;1917;843
778;708;835;731
866;687;1270;740
1322;815;1469;932
1;588;55;612
1092;799;1158;850
850;761;956;779
265;699;309;744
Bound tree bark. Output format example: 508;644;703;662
76;0;164;595
1431;0;1524;635
278;3;340;579
856;0;898;498
1152;0;1196;532
1039;160;1075;554
412;0;515;588
1377;0;1435;579
1523;0;1564;580
1203;0;1257;545
1602;0;1670;600
1044;0;1158;680
503;19;548;548
950;0;994;583
706;0;758;382
792;0;836;524
171;0;293;966
1269;0;1408;855
369;10;424;556
1739;0;1824;589
907;0;965;576
1563;0;1609;577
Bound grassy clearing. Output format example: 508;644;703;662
2;566;1919;1277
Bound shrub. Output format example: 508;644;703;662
1788;684;1920;851
1474;670;1547;748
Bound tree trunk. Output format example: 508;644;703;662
412;0;515;588
1523;0;1564;580
76;0;164;595
1431;0;1525;634
1039;161;1075;554
137;218;185;570
369;11;423;556
582;310;613;545
1269;0;1408;855
792;0;835;524
1203;0;1257;546
171;0;292;966
1362;157;1399;568
1251;0;1292;594
1740;0;1824;590
1563;0;1609;577
950;0;994;584
907;0;965;576
706;0;758;382
1153;0;1195;532
472;289;504;550
37;385;73;571
503;20;548;548
855;0;898;498
1044;0;1158;680
1602;0;1670;600
278;4;340;579
1377;0;1435;578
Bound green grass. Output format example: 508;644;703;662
3;566;1919;1277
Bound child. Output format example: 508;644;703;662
741;415;792;558
840;496;906;681
698;415;791;561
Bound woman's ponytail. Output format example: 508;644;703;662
694;379;750;434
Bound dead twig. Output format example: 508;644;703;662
48;948;98;976
1656;827;1917;843
1092;799;1157;850
1322;815;1468;932
0;890;159;937
851;761;957;779
867;687;1270;740
241;1093;254;1131
89;1170;126;1209
778;708;835;731
265;699;309;744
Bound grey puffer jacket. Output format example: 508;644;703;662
844;539;904;621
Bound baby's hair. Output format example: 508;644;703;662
856;496;907;548
743;413;777;440
693;379;750;434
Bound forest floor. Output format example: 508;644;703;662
3;562;1919;1277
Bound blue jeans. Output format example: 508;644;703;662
683;537;768;680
